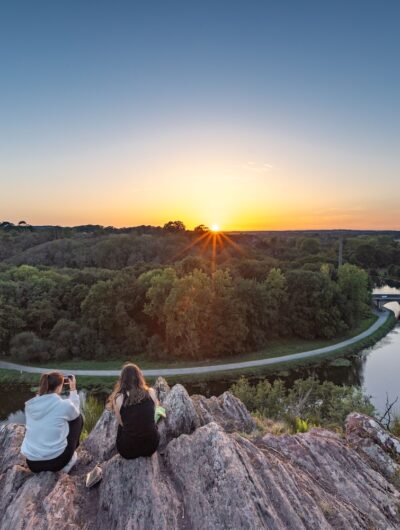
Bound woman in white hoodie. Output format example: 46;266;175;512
21;371;83;473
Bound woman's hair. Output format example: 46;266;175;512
38;371;64;396
109;363;149;406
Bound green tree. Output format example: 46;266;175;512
234;278;270;348
142;268;178;329
354;244;377;268
49;319;81;360
299;238;320;255
193;224;209;233
26;299;56;333
0;297;25;351
10;331;50;362
232;258;279;281
163;220;186;233
338;264;370;327
286;270;346;338
146;269;247;358
81;278;145;357
264;268;287;336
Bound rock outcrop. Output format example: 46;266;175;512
0;378;399;529
346;412;400;480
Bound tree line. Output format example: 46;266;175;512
0;257;370;362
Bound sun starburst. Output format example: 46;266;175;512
169;225;244;273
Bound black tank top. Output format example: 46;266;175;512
119;394;157;438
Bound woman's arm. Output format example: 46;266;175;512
62;375;80;420
149;388;159;407
113;394;124;427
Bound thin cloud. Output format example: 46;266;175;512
242;161;274;174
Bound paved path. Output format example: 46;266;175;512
0;310;393;378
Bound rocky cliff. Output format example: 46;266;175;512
1;379;399;529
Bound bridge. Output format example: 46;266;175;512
372;293;400;311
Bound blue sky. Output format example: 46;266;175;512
0;1;399;229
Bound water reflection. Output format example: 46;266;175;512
0;386;32;426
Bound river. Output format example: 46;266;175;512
1;285;399;424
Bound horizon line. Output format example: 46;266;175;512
1;223;400;233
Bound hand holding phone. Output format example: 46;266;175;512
68;374;77;391
63;374;76;391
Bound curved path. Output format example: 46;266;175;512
0;309;393;378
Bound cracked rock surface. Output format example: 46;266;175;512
1;378;399;529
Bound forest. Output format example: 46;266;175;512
0;221;398;363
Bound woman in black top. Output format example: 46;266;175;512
110;363;160;459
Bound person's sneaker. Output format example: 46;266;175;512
61;451;78;474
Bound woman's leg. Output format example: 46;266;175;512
116;431;159;460
66;414;84;451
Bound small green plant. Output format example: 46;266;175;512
294;417;310;433
80;395;104;442
284;415;313;434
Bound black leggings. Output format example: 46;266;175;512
26;415;84;473
116;428;160;460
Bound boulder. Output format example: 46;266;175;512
153;377;171;404
261;427;400;529
157;383;200;449
346;412;400;480
0;424;26;471
96;453;180;530
191;391;256;433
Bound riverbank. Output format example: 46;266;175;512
0;310;396;390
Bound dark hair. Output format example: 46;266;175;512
38;371;64;396
109;363;149;406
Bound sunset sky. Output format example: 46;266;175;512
0;1;399;230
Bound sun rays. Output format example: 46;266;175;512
170;227;245;273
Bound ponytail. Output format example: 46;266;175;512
38;373;49;395
38;371;64;396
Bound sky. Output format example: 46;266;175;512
0;1;399;230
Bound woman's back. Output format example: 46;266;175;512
119;394;157;437
22;391;80;461
116;392;159;459
111;363;160;459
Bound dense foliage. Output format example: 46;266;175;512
0;223;393;362
230;376;375;431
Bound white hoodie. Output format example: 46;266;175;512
21;391;80;461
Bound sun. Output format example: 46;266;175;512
211;224;220;232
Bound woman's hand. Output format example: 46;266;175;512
69;375;77;392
